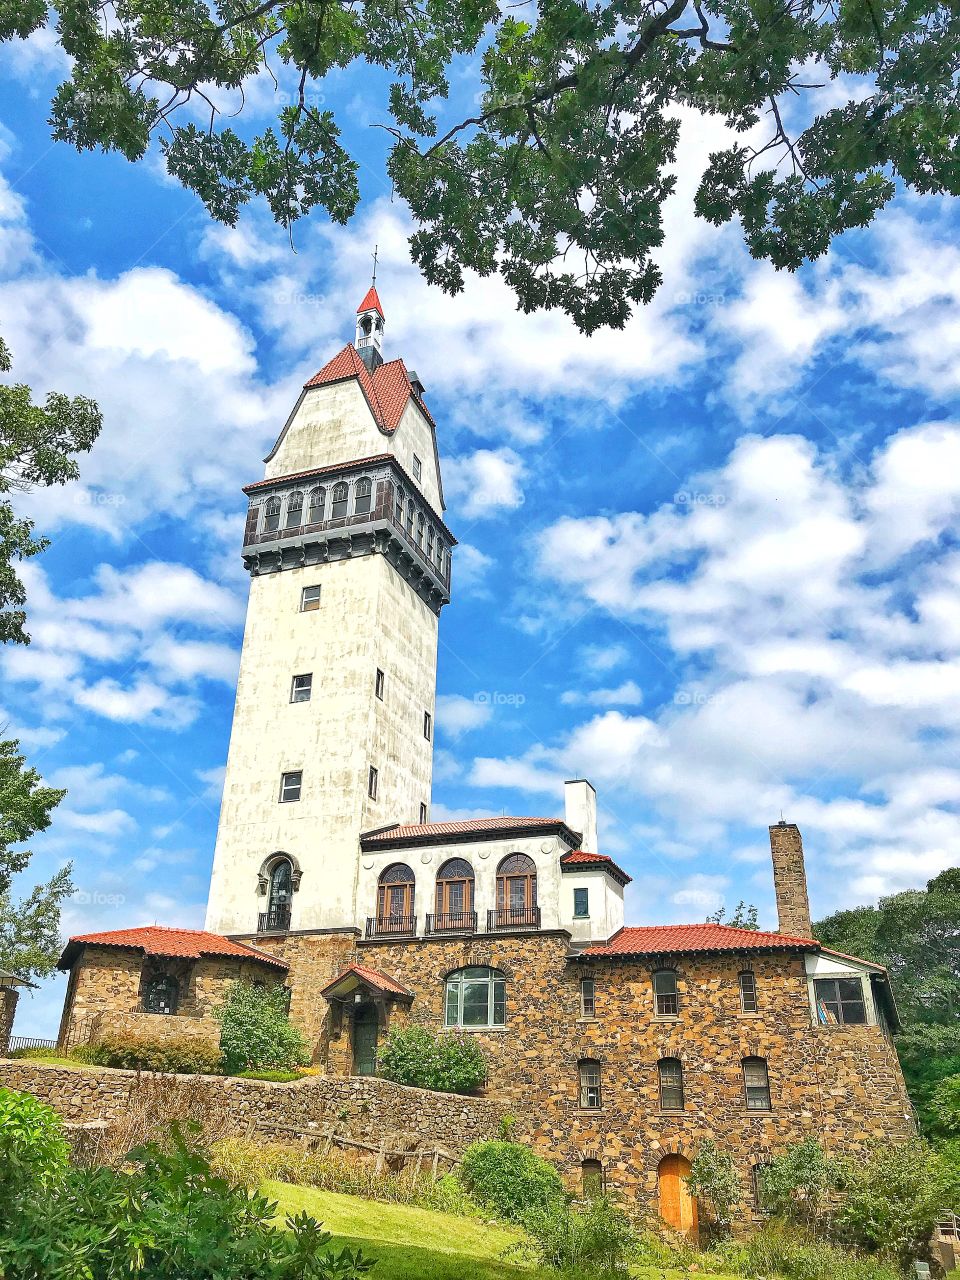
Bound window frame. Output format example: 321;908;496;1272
419;802;428;823
290;673;312;703
658;1057;685;1112
423;710;432;741
279;770;302;803
743;1056;772;1111
573;887;590;919
581;1159;604;1199
653;968;680;1018
143;973;179;1016
739;969;759;1014
300;585;321;612
578;1059;602;1110
331;481;349;519
285;490;303;529
813;976;868;1026
580;977;596;1019
307;486;324;524
354;476;372;516
368;766;379;800
263;496;281;533
444;966;506;1029
375;668;385;699
413;454;422;482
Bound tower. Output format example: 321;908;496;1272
205;289;455;937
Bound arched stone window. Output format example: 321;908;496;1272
578;1058;602;1109
265;857;294;930
658;1057;685;1111
743;1057;771;1111
360;315;373;337
331;482;349;519
263;496;281;533
354;476;372;516
581;1159;604;1198
376;863;415;932
285;490;303;529
307;487;324;524
434;858;475;929
144;974;179;1016
653;968;679;1017
444;966;505;1028
495;853;537;926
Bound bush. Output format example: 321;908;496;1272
523;1194;636;1277
0;1088;69;1205
214;981;309;1074
81;1031;224;1075
376;1025;487;1094
460;1140;564;1222
833;1139;946;1267
718;1219;903;1280
757;1137;840;1229
0;1122;372;1280
688;1139;740;1233
6;1046;63;1060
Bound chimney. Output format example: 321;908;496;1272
769;821;813;938
565;779;598;853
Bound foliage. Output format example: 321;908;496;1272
755;1138;840;1230
376;1025;487;1094
214;980;309;1074
234;1068;304;1082
715;1219;904;1280
688;1139;740;1231
6;3;960;331
0;1087;70;1201
894;1024;960;1135
706;902;759;929
82;1030;224;1075
520;1194;636;1277
0;1121;372;1279
930;1072;960;1140
459;1139;564;1222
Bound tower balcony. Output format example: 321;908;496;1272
257;906;292;934
425;911;478;935
487;906;542;931
366;914;417;939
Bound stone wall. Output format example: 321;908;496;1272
0;1059;507;1155
0;988;18;1054
769;822;813;937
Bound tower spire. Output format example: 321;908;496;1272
355;258;385;372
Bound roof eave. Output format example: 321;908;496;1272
360;819;582;851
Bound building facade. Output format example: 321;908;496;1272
54;289;916;1233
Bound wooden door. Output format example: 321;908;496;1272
658;1154;698;1238
352;1004;379;1076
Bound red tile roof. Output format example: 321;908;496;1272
361;816;579;848
243;454;393;494
304;344;434;433
560;849;632;886
58;925;288;971
582;923;818;958
357;285;384;317
320;962;414;1001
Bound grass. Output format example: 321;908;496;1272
266;1181;745;1280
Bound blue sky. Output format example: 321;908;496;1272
3;30;960;1034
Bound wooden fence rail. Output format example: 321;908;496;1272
246;1119;457;1179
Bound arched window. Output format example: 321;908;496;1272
434;858;475;929
263;496;281;533
444;966;506;1028
658;1057;685;1111
266;857;293;930
307;487;324;524
739;970;758;1014
376;863;415;933
426;525;435;562
394;485;404;524
653;969;679;1017
144;974;179;1016
579;1059;602;1109
331;482;349;519
354;477;372;516
405;499;415;535
495;853;537;929
581;1159;604;1198
416;512;425;548
360;315;373;336
285;491;303;529
743;1057;771;1111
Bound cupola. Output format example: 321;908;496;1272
355;285;385;372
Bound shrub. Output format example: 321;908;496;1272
833;1139;946;1267
214;980;309;1074
719;1219;903;1280
376;1025;487;1094
460;1139;564;1222
522;1194;636;1277
82;1031;224;1075
6;1046;63;1061
757;1137;840;1229
688;1139;740;1233
0;1088;69;1205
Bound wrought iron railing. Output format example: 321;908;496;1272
6;1035;57;1054
425;911;477;935
365;915;417;938
487;906;541;931
257;906;292;934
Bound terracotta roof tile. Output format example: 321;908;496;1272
58;925;288;971
560;849;633;886
357;286;384;317
303;345;434;433
583;923;818;958
320;962;414;1001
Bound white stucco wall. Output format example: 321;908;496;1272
560;870;625;943
804;951;879;1026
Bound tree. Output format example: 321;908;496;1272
4;1;959;332
214;979;309;1073
688;1139;740;1233
706;901;759;929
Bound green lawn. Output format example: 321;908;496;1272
265;1181;742;1280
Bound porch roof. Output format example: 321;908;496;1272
320;962;415;1003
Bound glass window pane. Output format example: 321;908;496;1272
462;981;489;1025
493;979;506;1025
445;982;459;1026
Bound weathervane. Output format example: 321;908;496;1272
371;243;378;286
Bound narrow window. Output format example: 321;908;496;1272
814;977;867;1026
368;766;379;800
395;486;404;524
331;481;348;519
300;585;321;612
581;1159;604;1198
263;495;281;533
753;1163;771;1208
580;977;596;1018
307;487;324;524
279;771;302;803
740;970;758;1014
405;500;415;535
573;887;589;918
416;513;425;548
658;1057;685;1111
653;969;679;1017
423;710;432;741
144;974;179;1015
354;476;372;516
285;490;303;529
375;668;385;700
743;1057;771;1111
290;673;312;703
427;526;435;562
419;802;428;824
413;454;422;482
579;1059;602;1109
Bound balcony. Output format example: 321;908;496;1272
366;915;417;939
487;906;541;931
257;906;291;934
425;911;478;935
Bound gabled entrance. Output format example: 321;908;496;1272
319;962;415;1078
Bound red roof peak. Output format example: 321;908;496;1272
560;848;632;885
303;344;434;435
58;924;288;971
357;285;384;318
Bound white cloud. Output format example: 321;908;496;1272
561;680;644;707
435;694;493;739
444;448;526;518
578;643;630;674
74;679;199;729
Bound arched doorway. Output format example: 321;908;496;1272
658;1154;698;1238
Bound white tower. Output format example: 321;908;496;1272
205;288;454;937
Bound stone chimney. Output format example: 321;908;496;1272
769;821;813;938
565;779;598;852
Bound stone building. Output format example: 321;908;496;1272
54;286;915;1233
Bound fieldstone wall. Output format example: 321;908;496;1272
0;1059;507;1154
769;822;813;937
